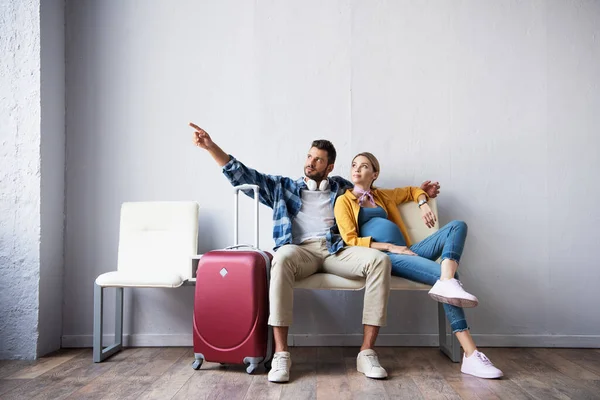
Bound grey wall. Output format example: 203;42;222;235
63;0;600;348
0;0;42;359
39;0;65;357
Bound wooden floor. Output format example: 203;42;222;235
1;347;599;399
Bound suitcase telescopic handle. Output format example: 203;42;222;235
233;184;260;248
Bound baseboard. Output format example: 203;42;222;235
468;334;600;348
289;334;600;347
62;333;600;348
289;334;439;347
62;334;192;348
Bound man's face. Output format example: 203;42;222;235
304;147;334;181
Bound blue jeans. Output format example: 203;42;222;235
387;220;469;333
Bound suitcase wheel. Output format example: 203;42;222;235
243;357;262;374
246;364;258;374
192;356;204;370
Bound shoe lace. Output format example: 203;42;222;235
273;354;290;370
476;352;493;366
365;354;382;367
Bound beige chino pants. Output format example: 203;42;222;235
268;238;391;327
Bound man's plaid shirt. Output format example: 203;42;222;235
222;155;353;253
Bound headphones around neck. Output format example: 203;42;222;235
306;179;330;191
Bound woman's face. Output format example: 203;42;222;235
351;155;378;187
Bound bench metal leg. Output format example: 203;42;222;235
93;283;124;362
438;303;461;363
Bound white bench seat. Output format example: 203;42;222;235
293;273;431;291
93;201;200;363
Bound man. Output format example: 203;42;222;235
190;122;440;383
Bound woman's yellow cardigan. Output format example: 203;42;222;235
334;187;428;248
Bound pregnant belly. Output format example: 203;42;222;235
360;217;406;246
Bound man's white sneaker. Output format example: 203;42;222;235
268;352;292;383
428;278;479;308
461;350;504;379
356;349;388;379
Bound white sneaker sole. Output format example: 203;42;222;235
461;368;504;379
357;369;387;379
429;292;479;308
268;374;290;383
357;364;388;379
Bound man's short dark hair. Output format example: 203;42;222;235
311;140;337;165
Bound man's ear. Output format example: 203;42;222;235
325;163;335;175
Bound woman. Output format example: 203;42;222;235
334;152;503;379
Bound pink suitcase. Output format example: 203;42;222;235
192;184;273;373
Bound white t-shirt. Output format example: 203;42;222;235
291;189;335;245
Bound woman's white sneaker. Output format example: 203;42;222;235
428;278;479;308
461;350;504;379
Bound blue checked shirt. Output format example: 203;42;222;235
222;155;353;253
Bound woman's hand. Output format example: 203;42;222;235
420;203;437;228
388;245;417;256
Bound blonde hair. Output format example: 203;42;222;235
352;152;380;188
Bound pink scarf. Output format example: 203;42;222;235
354;188;376;207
